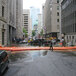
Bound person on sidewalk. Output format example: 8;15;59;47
50;41;53;51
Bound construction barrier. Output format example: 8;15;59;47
0;46;76;51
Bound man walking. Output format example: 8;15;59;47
50;41;53;51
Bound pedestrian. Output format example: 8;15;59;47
50;41;53;51
62;38;66;47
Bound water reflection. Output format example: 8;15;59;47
9;50;48;63
9;52;29;62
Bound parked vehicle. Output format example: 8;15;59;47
0;50;9;75
30;39;46;46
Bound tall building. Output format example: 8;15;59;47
16;0;23;38
0;0;8;46
7;0;16;44
44;0;61;39
30;7;40;29
61;0;76;45
0;0;23;46
7;0;23;44
23;9;32;38
42;4;46;35
38;14;42;34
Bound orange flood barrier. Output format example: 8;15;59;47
0;46;76;51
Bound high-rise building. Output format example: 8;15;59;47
16;0;23;38
30;7;40;29
7;0;17;45
44;0;61;39
0;0;23;46
23;9;32;38
42;4;46;35
0;0;8;46
7;0;23;44
38;14;42;34
61;0;76;45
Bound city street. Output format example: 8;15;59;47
0;0;76;76
3;48;76;76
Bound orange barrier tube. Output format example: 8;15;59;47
0;46;76;51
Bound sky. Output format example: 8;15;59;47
23;0;46;12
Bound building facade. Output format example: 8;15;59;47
38;14;42;34
16;0;23;38
44;0;61;39
30;7;40;29
42;4;46;35
23;9;32;38
7;0;16;45
0;0;23;46
0;0;8;46
61;0;76;45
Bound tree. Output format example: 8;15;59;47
40;29;43;36
32;30;36;37
23;28;28;37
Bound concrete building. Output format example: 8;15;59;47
0;0;23;46
23;9;32;38
29;18;32;38
42;4;46;35
16;0;23;38
61;0;76;45
38;14;42;34
7;0;16;45
44;0;61;39
0;0;8;46
7;0;23;45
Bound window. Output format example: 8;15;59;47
57;0;59;3
57;25;59;29
72;36;74;39
2;6;4;17
67;36;68;40
57;19;59;22
57;12;59;16
57;6;59;10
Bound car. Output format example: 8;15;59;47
0;50;9;75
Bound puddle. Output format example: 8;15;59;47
30;50;48;59
9;52;29;62
9;50;48;63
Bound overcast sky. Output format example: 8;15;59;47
23;0;46;12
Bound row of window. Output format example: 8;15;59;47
67;35;74;40
2;6;4;17
24;19;28;20
24;22;28;24
24;20;28;22
62;23;76;34
62;0;76;10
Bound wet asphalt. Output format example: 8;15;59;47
3;44;76;76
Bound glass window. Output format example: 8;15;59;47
72;36;74;39
57;12;59;16
57;6;59;10
2;6;4;17
57;25;59;29
57;19;59;22
57;0;59;3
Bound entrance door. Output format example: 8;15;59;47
2;32;4;45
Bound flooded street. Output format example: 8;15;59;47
3;44;76;76
9;50;48;64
